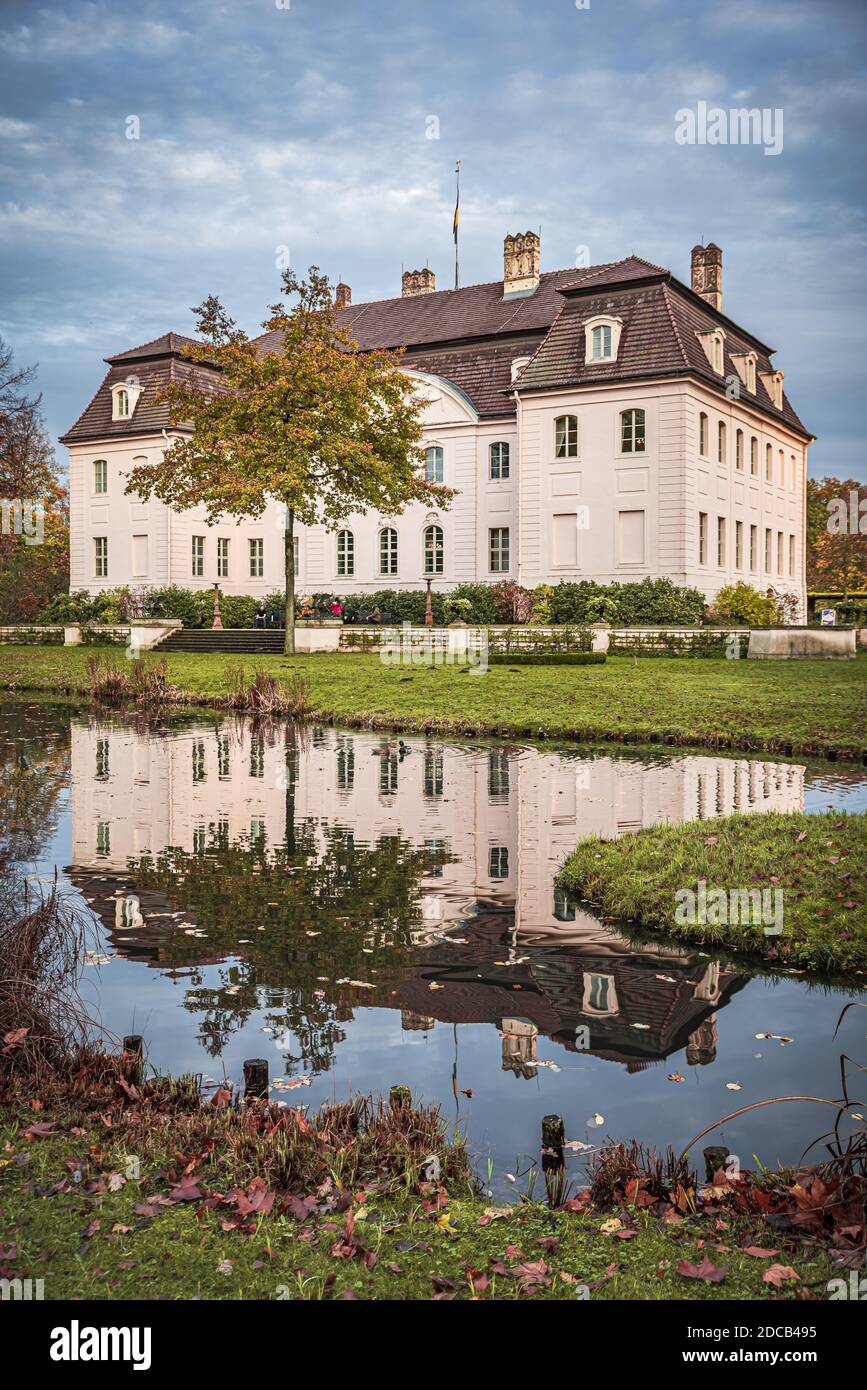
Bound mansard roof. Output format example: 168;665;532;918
62;255;810;443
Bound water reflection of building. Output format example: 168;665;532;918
69;716;805;937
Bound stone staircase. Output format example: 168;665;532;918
158;628;288;655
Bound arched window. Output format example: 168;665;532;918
765;442;773;480
620;408;645;453
379;527;398;576
115;388;129;418
93;459;108;495
735;429;744;470
554;415;578;458
423;524;443;575
750;436;758;475
699;412;708;455
337;529;354;577
718;420;726;463
590;324;612;360
425;446;443;483
490;441;510;479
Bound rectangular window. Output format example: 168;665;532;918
735;519;743;569
192;535;205;578
489;526;509;573
249;537;264;579
788;533;795;576
93;459;107;495
750;524;757;573
379;529;398;576
424;749;444;797
489;845;509;879
777;530;784;574
554;415;578;458
94;536;108;578
488;750;509;801
217;538;229;579
337;530;354;577
490;442;510;479
618;510;645;566
698;512;708;565
717;516;726;568
765;527;772;571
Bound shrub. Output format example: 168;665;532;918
143;586;206;628
712;582;777;627
490;580;533;624
531;584;555;625
488;651;606;666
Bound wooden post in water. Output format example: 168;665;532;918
390;1084;411;1110
122;1034;143;1085
703;1145;730;1182
244;1058;269;1100
541;1114;565;1172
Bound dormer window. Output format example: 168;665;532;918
510;356;532;383
584;315;623;365
111;379;142;422
760;369;784;409
697;329;726;375
730;351;757;393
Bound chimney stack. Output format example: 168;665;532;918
504;231;540;296
335;282;351;309
402;267;436;297
691;243;722;311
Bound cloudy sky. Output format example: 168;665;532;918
1;0;865;478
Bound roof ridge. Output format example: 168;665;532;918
106;331;201;363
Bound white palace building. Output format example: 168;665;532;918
63;235;812;611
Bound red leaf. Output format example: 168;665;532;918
677;1255;728;1284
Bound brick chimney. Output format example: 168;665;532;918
335;282;351;309
691;243;722;311
402;268;436;297
504;231;540;295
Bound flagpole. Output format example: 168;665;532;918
454;160;461;290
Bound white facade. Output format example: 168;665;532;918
67;368;807;609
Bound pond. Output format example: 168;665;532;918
2;698;865;1198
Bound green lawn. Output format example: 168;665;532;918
0;1089;829;1302
0;645;864;758
559;810;867;973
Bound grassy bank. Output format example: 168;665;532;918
0;1059;836;1302
559;810;867;973
0;645;864;758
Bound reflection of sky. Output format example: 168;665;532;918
10;710;867;1193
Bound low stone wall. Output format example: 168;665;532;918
63;620;182;649
748;628;856;659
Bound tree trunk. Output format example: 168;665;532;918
284;507;296;655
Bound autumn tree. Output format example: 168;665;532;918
126;268;451;653
0;337;69;624
806;476;867;592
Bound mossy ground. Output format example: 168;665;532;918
559;810;867;973
0;645;864;758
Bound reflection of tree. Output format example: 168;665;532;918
0;703;70;867
127;824;442;1068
